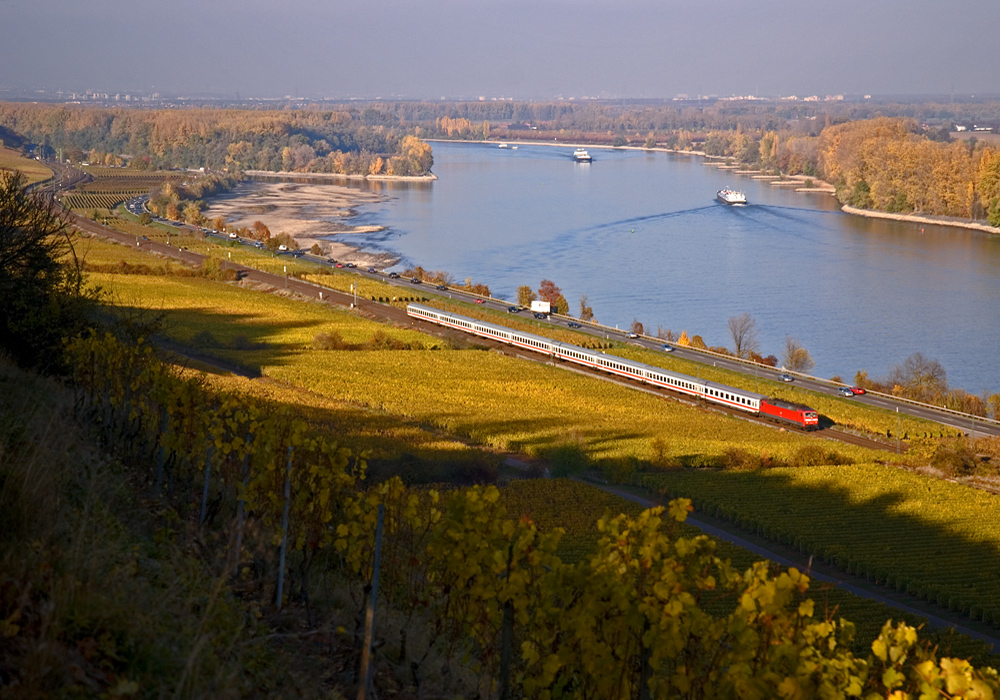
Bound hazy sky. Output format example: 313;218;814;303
1;0;996;100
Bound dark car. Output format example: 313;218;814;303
435;284;448;290
367;267;376;273
411;277;421;284
388;272;400;279
346;262;356;268
567;321;581;328
534;312;547;319
507;306;520;313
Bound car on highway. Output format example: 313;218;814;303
367;267;376;273
567;321;581;328
474;298;485;304
335;263;344;268
850;386;867;395
661;344;673;352
435;284;448;290
779;373;794;382
837;386;854;397
507;306;520;313
346;262;355;268
228;232;238;239
410;277;421;284
389;272;400;279
626;332;639;339
533;312;547;319
278;244;288;251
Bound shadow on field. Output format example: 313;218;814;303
646;467;1000;633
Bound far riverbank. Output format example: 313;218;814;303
841;205;1000;235
447;138;998;235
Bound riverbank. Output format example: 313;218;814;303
201;180;400;267
244;170;437;182
841;205;1000;235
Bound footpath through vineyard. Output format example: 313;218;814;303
594;479;1000;654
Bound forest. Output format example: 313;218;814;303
0;103;434;176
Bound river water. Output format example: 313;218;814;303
329;141;999;396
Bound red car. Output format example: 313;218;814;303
474;298;485;304
850;386;866;395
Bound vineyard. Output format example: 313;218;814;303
499;479;1000;664
41;333;1000;696
641;466;1000;628
61;188;147;211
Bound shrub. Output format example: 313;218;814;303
313;330;351;350
931;443;978;475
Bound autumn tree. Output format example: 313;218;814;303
578;293;594;322
728;311;759;359
250;220;271;241
400;135;434;174
888;352;948;402
537;279;562;304
630;319;645;336
782;336;815;373
517;285;536;307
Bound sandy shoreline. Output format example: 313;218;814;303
201;180;400;267
841;205;1000;234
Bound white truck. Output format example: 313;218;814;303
530;300;554;315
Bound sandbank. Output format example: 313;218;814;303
201;181;399;266
841;205;999;234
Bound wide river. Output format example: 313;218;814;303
329;141;999;396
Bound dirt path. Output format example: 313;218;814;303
590;480;1000;653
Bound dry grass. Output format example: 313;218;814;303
0;147;52;184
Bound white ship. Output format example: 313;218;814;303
498;143;509;148
717;188;747;205
573;148;592;162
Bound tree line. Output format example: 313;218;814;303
0;102;434;176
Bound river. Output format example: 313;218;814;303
317;141;1000;396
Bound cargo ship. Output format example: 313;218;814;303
573;148;592;162
717;188;747;205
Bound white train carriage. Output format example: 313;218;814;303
407;303;766;416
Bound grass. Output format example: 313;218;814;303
0;146;52;184
0;358;310;698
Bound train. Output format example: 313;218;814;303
407;303;820;430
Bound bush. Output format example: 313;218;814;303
931;443;978;475
313;330;351;350
547;440;590;477
792;445;853;467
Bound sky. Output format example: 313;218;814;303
1;0;997;100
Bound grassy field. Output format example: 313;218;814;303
0;146;52;184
